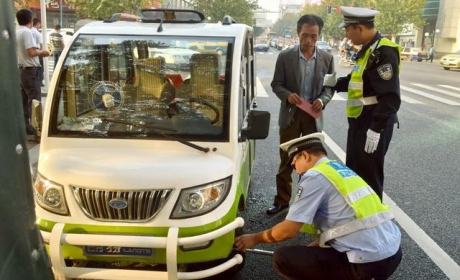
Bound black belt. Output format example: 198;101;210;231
19;66;41;69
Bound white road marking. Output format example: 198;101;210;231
322;131;460;280
439;85;460;92
412;83;460;99
256;77;269;97
401;95;425;104
401;85;460;106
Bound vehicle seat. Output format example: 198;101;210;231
135;57;175;104
189;53;224;126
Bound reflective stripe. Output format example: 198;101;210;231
348;82;363;90
319;211;395;248
347;96;378;106
344;186;374;204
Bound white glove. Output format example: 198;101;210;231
323;72;337;87
364;129;380;154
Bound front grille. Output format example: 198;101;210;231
71;186;173;222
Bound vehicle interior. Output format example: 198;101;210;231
51;35;233;140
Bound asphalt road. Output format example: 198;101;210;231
234;48;460;280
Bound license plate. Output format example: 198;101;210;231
84;246;153;257
443;62;449;65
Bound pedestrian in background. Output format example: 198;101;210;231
324;6;401;201
235;133;402;280
31;17;44;85
49;24;64;69
428;46;435;63
268;14;335;215
16;9;50;138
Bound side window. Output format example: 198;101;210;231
238;31;256;132
246;33;255;109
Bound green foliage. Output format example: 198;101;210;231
65;0;155;20
253;26;265;37
272;13;299;38
189;0;258;26
299;0;427;41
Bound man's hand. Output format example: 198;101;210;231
287;93;302;105
234;233;260;252
311;99;323;112
365;129;380;153
323;72;337;87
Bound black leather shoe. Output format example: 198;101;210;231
266;204;289;215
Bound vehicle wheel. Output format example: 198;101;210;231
417;59;422;62
443;67;450;70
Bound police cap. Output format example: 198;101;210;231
338;6;380;28
280;132;325;166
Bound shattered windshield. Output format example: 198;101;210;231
49;34;232;141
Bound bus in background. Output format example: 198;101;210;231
267;31;277;47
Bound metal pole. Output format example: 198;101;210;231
60;0;63;26
245;248;274;256
41;0;50;91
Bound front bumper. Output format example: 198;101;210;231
42;217;244;280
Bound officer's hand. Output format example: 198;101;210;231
364;129;380;153
323;72;337;87
234;233;259;252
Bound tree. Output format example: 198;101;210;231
64;0;157;20
300;0;427;42
364;0;426;38
189;0;258;26
271;12;299;38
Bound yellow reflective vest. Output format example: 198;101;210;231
301;160;394;247
347;38;401;118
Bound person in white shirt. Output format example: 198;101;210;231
16;9;50;138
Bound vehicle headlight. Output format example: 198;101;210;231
33;174;69;215
171;176;231;219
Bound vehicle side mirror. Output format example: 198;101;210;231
240;110;270;140
31;99;42;137
66;31;74;36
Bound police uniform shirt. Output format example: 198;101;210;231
16;26;40;67
334;32;401;132
286;157;401;263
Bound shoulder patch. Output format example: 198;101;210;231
377;63;393;80
294;186;303;202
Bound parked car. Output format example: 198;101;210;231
316;41;332;53
439;49;460;70
276;41;284;50
400;47;428;62
254;39;269;52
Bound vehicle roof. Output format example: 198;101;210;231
76;20;251;38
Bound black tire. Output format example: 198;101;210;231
443;67;450;70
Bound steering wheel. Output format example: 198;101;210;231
168;97;220;124
89;81;124;112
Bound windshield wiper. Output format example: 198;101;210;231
101;117;210;153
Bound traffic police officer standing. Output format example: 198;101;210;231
324;7;401;200
234;133;402;279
